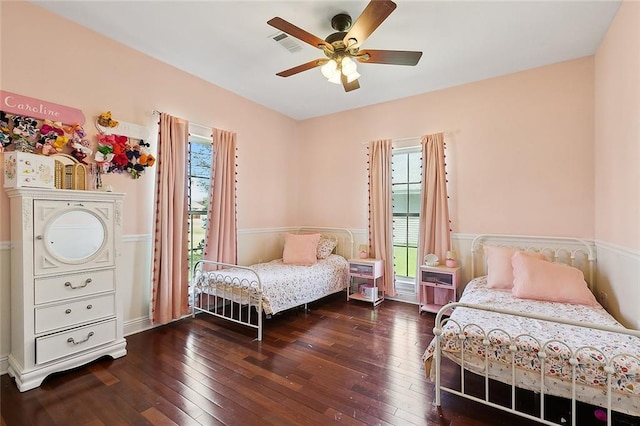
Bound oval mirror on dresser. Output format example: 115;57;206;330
46;210;106;261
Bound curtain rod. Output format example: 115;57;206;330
394;135;422;143
152;109;211;134
394;131;452;142
361;132;451;146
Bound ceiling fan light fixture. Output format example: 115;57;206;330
341;57;357;74
269;0;422;93
328;71;342;84
346;70;361;83
340;57;360;82
320;59;338;78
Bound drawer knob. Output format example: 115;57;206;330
36;235;44;240
86;304;93;310
64;278;92;289
65;309;72;314
67;331;94;345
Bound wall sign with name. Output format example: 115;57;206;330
0;90;85;125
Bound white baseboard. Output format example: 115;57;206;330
123;316;156;336
124;313;197;337
0;354;7;375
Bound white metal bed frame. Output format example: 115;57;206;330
432;234;640;426
191;226;354;342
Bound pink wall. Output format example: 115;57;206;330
0;1;300;241
297;58;595;238
0;2;598;243
594;1;640;251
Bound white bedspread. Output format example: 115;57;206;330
422;276;640;416
195;254;348;315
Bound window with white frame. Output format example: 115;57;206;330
392;147;422;289
187;136;212;274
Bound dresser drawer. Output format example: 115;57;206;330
34;269;115;305
35;293;115;334
35;318;117;365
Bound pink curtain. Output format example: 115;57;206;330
418;133;451;265
368;139;396;296
203;128;237;265
151;113;190;324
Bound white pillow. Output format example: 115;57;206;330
316;237;338;259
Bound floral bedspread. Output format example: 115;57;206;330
195;254;348;315
422;276;640;416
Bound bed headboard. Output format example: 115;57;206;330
470;234;596;290
292;226;355;260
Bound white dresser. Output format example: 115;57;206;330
6;188;126;391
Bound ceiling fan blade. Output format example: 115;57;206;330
276;59;327;77
341;73;360;92
268;17;333;51
357;49;423;66
343;0;397;49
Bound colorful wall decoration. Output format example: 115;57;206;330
1;91;154;184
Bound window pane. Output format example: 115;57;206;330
408;151;421;183
392;184;408;214
393;245;418;278
393;246;408;277
187;139;212;277
392;152;408;183
407;217;419;247
392;215;418;279
392;148;421;281
393;216;407;245
408;183;421;214
190;142;212;178
187;220;205;271
189;177;210;211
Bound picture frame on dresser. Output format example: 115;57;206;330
6;187;127;392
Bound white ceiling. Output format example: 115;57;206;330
32;1;620;120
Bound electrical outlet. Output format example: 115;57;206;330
598;291;608;308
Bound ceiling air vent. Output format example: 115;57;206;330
270;32;303;53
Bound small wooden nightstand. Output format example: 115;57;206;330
418;265;461;314
347;259;384;307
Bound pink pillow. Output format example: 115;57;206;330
484;246;546;289
511;251;597;306
282;233;321;266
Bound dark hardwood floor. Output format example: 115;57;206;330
2;294;637;425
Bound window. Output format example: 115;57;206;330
187;136;212;273
392;147;422;284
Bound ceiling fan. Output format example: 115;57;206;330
267;0;422;92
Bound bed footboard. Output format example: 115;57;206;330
192;259;264;341
433;302;640;426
